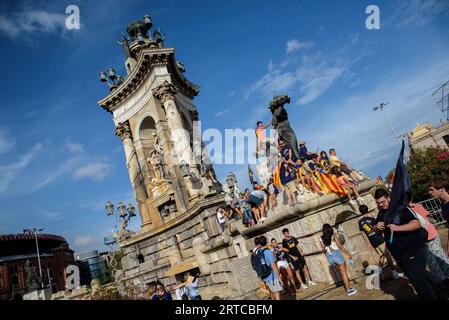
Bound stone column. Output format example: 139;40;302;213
153;81;194;167
115;121;159;229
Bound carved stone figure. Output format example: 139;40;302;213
223;172;240;204
90;279;102;295
148;153;164;181
116;34;134;59
269;95;300;159
152;133;164;160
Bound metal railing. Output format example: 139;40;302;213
417;198;447;226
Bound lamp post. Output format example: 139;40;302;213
99;67;124;91
373;102;409;160
23;228;44;289
105;201;136;233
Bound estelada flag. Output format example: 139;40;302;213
387;140;411;217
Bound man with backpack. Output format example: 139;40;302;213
251;235;283;300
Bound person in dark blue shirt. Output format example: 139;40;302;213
374;188;445;300
299;140;313;160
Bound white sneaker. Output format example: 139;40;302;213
357;197;365;205
308;281;317;286
349;200;356;206
347;287;357;296
301;284;308;289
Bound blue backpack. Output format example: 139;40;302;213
250;248;272;279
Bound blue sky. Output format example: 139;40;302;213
0;0;448;254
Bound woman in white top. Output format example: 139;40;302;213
320;223;357;296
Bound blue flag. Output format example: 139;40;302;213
387;140;411;219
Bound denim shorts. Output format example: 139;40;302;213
264;278;283;293
326;250;345;266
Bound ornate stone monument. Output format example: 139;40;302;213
98;15;225;296
98;15;380;300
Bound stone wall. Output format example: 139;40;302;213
200;180;380;299
118;181;381;299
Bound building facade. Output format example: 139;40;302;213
98;15;381;299
0;233;74;300
407;122;449;152
76;250;106;282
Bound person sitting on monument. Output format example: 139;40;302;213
279;139;297;166
253;181;270;210
267;177;279;210
216;206;227;232
249;184;268;223
255;120;271;158
306;155;345;196
329;148;363;183
295;157;311;195
240;192;255;227
319;150;332;173
280;161;299;206
330;166;363;206
224;204;242;232
299;140;314;160
299;157;323;194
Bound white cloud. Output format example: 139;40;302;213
385;0;449;29
296;64;346;105
74;234;102;247
73;162;112;182
294;58;449;177
245;48;351;105
66;142;84;153
215;108;231;117
349;33;359;45
30;155;83;192
42;210;64;221
0;127;15;154
245;69;297;99
0;143;43;194
0;10;67;39
286;39;313;54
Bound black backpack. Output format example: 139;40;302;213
250;248;272;279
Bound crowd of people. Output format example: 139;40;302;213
250;179;449;300
217;129;368;231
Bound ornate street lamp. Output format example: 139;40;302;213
105;201;136;233
99;67;124;92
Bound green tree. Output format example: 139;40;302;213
102;248;125;285
407;147;449;202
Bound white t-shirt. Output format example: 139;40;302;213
320;236;340;255
216;210;226;224
175;287;187;300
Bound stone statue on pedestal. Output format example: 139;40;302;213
269;95;300;159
